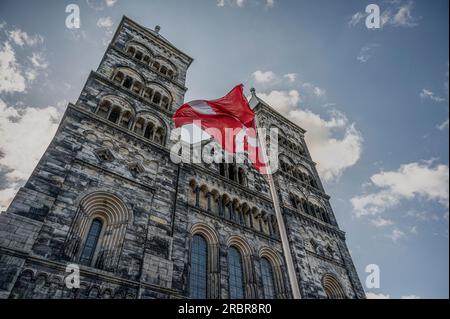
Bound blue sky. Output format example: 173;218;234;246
0;0;448;299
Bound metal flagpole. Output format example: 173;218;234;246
254;108;302;299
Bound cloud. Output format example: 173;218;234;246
217;0;273;8
7;28;43;47
86;0;117;10
29;52;48;69
284;73;297;82
252;70;276;84
419;89;445;102
256;90;363;182
302;82;326;97
348;11;366;27
366;292;390;299
401;294;420;299
0;99;62;211
438;119;449;130
351;160;449;216
370;217;394;227
97;16;114;29
265;0;275;8
0;42;26;93
349;1;418;29
386;228;405;242
256;90;300;114
105;0;118;7
391;2;418;27
357;44;379;63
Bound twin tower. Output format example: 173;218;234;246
0;16;364;299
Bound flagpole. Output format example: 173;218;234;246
252;90;302;299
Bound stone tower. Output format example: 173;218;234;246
0;16;365;299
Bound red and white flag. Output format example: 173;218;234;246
173;84;267;173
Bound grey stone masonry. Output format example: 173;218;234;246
0;15;365;299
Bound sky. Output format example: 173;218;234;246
0;0;448;299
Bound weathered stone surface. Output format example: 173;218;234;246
0;16;364;299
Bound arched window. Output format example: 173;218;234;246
161;96;170;109
323;274;346;299
260;258;276;299
79;218;103;266
190;234;208;299
228;247;245;299
134;51;143;61
152;92;162;105
160;65;168;75
120;111;132;128
123;76;133;89
134;118;145;135
144;123;154;139
152;61;160;70
127;47;135;55
154;127;165;144
97;100;110;118
108;106;121;123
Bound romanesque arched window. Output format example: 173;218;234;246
79;218;103;266
63;191;131;271
108;106;121;123
260;257;276;299
97;96;135;127
323;274;346;299
228;246;245;299
97;100;110;118
190;234;208;299
125;42;153;66
120;111;132;128
132;113;166;145
190;224;220;299
112;67;144;94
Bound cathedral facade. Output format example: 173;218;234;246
0;16;365;299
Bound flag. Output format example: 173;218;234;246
173;84;267;172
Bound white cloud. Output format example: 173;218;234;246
349;1;418;28
217;0;273;8
29;52;48;69
265;0;275;8
386;228;405;242
357;44;379;63
420;89;445;102
105;0;118;7
0;42;26;93
366;292;390;299
97;16;114;29
351;160;449;216
391;2;418;27
302;82;326;97
252;70;276;84
348;12;366;27
257;90;363;182
370;217;394;227
256;89;300;114
0;99;62;211
7;29;43;47
284;73;297;82
401;294;420;299
87;0;117;10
